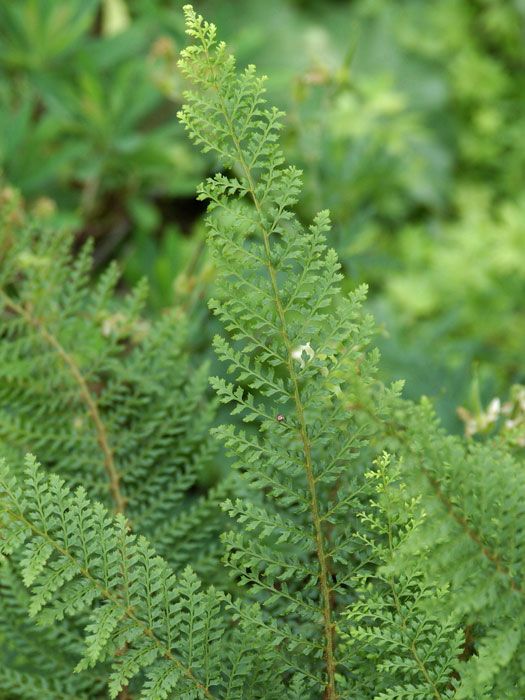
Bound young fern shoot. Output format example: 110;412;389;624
179;7;381;696
341;453;463;699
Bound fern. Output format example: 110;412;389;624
0;188;235;697
0;456;288;699
0;193;228;577
341;452;464;699
0;6;523;699
395;400;525;698
177;7;402;696
0;559;95;699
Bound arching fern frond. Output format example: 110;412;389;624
0;191;235;696
0;201;141;511
0;195;227;579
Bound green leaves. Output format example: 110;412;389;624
76;603;122;671
1;4;523;698
394;402;525;695
0;213;224;579
0;455;285;699
178;6;388;695
342;453;463;699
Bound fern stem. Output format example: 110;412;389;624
0;292;126;514
2;505;215;699
261;241;338;700
423;468;524;596
215;103;338;698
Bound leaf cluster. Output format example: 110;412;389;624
0;6;524;700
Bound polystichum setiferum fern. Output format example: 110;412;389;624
0;189;229;579
1;6;525;700
177;6;375;695
0;187;235;697
176;6;458;696
177;6;525;696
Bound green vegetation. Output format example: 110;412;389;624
1;0;523;418
0;2;524;698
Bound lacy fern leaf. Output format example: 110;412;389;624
178;6;392;696
0;6;523;699
0;196;228;579
0;456;287;700
0;188;233;697
397;401;525;698
341;452;463;699
0;559;95;699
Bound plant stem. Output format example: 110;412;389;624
0;292;126;515
214;101;338;699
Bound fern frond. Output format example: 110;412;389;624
0;219;135;511
397;400;525;697
0;560;95;700
0;187;237;697
178;6;396;695
341;452;463;699
0;206;224;564
0;456;288;700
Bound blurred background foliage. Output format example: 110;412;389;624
0;0;524;429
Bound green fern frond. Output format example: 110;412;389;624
341;452;463;699
0;560;95;700
0;202;236;695
0;218;139;512
0;455;288;700
178;6;395;695
1;5;522;698
0;206;225;569
397;400;525;697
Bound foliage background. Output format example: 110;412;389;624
1;0;524;429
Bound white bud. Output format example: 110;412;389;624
291;342;314;368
